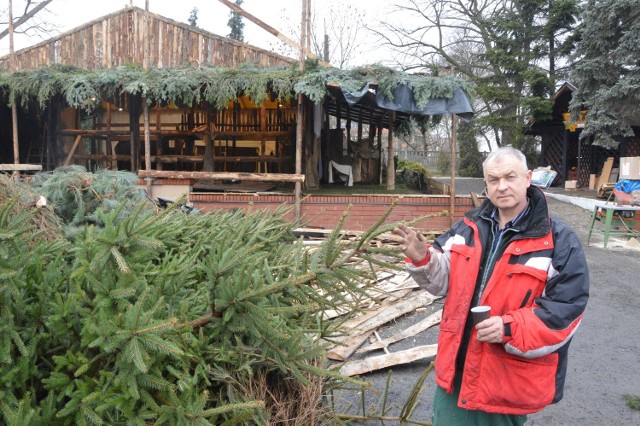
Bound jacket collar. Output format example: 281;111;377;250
466;186;551;238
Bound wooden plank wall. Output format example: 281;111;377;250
4;8;292;71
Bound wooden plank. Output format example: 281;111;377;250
326;331;373;361
0;164;43;171
138;170;305;183
356;309;442;354
597;157;614;190
427;177;449;195
470;192;485;207
349;291;437;335
338;344;438;377
63;135;83;166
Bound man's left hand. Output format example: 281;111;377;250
476;316;504;343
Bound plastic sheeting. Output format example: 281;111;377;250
336;83;474;120
615;179;640;193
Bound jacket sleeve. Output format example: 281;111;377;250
405;227;459;297
502;221;589;358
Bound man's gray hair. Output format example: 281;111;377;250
483;146;528;174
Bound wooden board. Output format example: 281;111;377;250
138;170;305;183
0;164;42;171
356;309;442;354
338;344;438;376
597;157;614;190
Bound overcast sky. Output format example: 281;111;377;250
1;0;405;67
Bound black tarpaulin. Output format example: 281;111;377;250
330;82;474;122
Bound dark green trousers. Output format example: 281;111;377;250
432;385;528;426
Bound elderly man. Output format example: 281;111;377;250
394;147;589;425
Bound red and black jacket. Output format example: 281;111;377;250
406;186;590;414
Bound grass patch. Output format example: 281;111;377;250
624;394;640;410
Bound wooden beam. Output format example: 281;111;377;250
386;111;396;190
63;135;83;166
356;309;442;355
450;115;457;226
216;0;329;66
338;344;438;377
0;164;43;171
138;170;305;183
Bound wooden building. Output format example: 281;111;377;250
1;6;477;230
527;82;640;188
0;6;302;180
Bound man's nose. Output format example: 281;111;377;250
497;178;509;190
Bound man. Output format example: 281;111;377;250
394;147;589;425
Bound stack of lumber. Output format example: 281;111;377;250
597;157;618;198
297;227;443;377
320;268;441;377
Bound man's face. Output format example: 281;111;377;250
484;155;532;216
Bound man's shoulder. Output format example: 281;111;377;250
548;215;578;237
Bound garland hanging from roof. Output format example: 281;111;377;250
0;61;472;132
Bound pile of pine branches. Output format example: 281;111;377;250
0;168;403;424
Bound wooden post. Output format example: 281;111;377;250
294;0;309;220
129;94;141;172
346;107;351;146
203;106;214;171
386;112;396;190
8;0;19;166
378;114;384;185
143;2;152;172
450;114;457;226
143;101;151;171
156;107;163;171
260;103;267;172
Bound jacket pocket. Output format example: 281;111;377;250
501;265;548;310
477;346;557;411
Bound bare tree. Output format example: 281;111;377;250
309;3;365;69
369;0;582;151
0;0;56;41
264;1;365;69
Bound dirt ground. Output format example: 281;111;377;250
334;189;640;425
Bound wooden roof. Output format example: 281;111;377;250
0;6;293;71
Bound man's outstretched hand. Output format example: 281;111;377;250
393;223;429;263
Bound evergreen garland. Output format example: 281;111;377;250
0;63;471;136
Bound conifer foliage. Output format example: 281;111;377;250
0;168;397;424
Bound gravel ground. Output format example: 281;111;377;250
334;183;640;425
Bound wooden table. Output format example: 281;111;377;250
586;202;640;248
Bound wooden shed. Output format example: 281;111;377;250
0;6;303;180
1;6;477;231
526;82;640;188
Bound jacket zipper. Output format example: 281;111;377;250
519;289;533;308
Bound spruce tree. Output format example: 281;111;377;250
188;7;198;28
0;168;400;424
227;0;245;42
457;120;484;177
570;0;640;149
